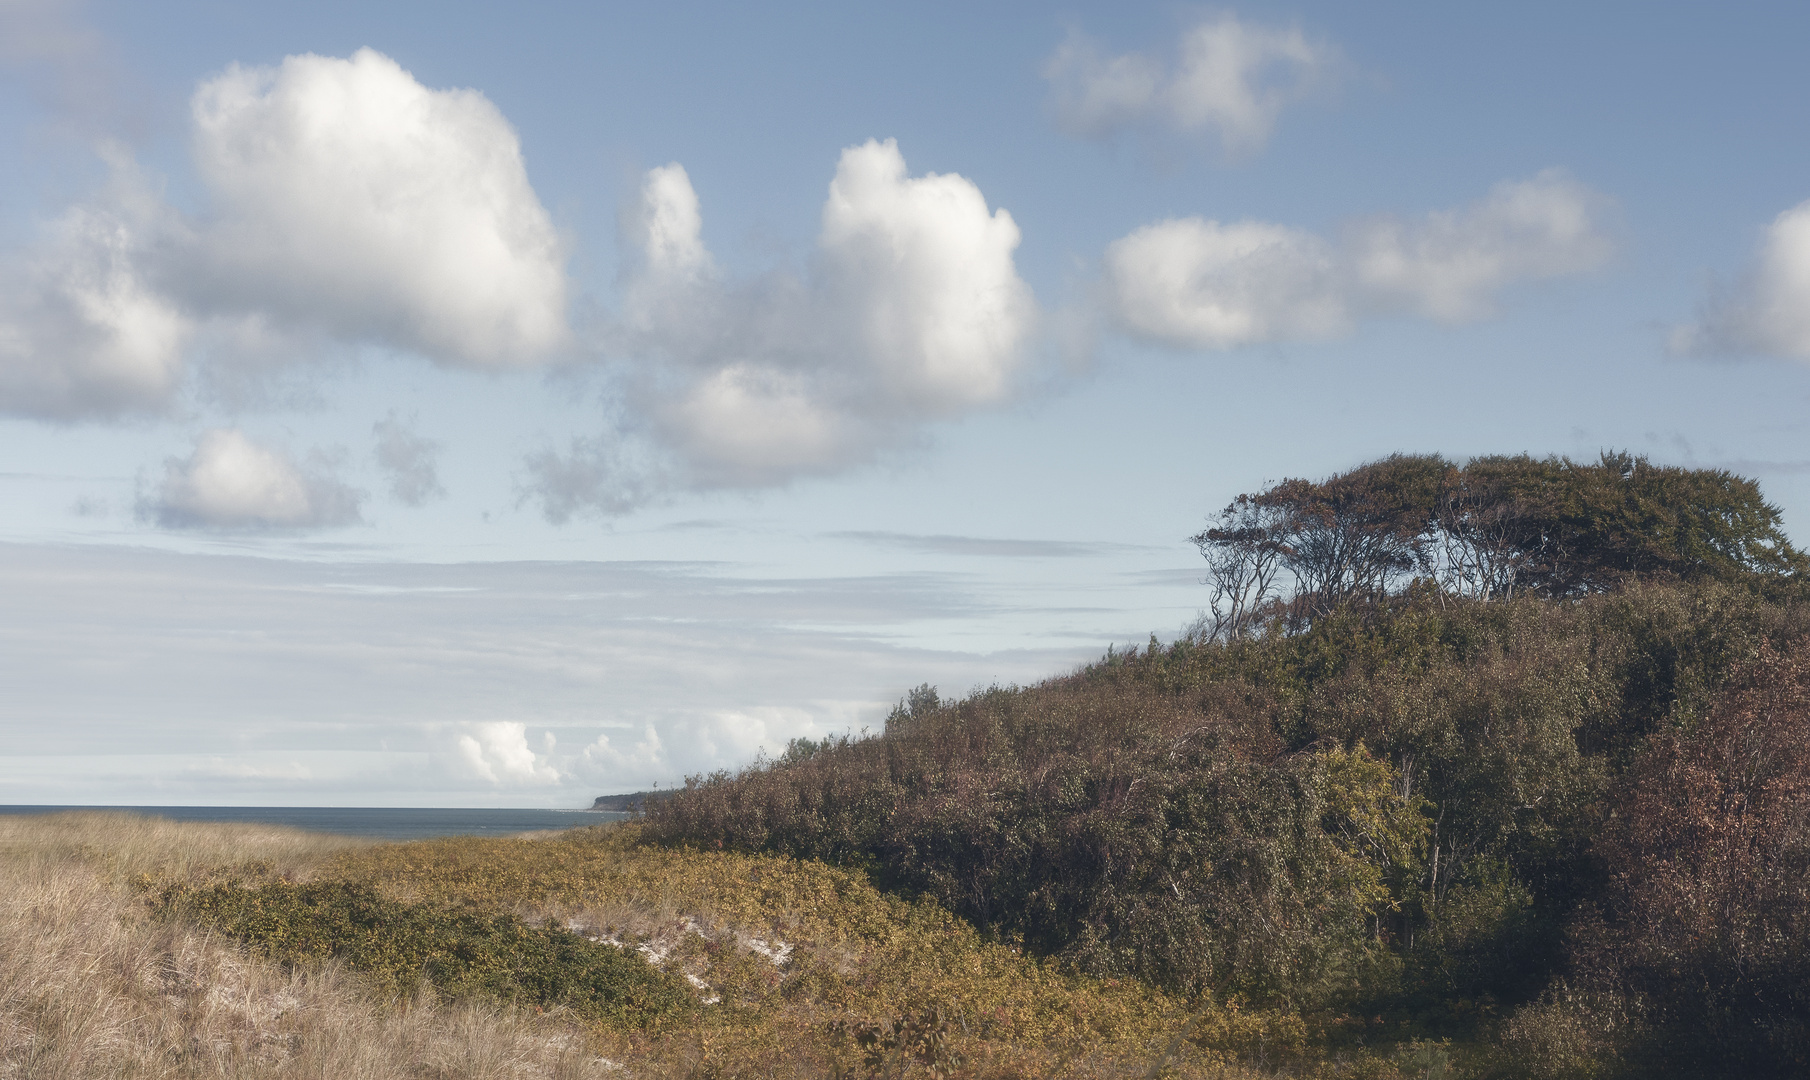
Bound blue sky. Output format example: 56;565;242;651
2;1;1807;806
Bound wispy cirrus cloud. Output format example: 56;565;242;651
829;531;1153;559
0;0;129;132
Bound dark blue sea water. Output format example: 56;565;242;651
0;805;629;841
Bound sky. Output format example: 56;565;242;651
2;1;1808;807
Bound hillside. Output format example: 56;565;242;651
638;453;1810;1078
643;582;1810;1076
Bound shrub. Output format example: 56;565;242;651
644;676;1425;1005
1577;643;1810;1075
155;878;695;1030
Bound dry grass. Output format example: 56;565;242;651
0;810;370;883
0;813;1403;1079
0;812;622;1079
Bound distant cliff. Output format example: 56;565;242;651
588;790;671;813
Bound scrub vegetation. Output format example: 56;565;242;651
644;453;1810;1078
4;451;1807;1079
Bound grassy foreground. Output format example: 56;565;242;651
0;812;1442;1079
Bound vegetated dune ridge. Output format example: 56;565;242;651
641;453;1810;1080
644;582;1810;1079
1;811;1315;1080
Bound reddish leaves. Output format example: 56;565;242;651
1589;644;1810;1068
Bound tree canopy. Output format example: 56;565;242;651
1192;452;1806;637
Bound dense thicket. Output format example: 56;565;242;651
653;675;1423;1003
642;454;1810;1076
1578;643;1810;1074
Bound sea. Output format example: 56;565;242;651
0;805;629;841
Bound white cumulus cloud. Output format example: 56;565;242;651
1676;198;1810;361
1104;218;1342;349
0;157;191;418
1104;170;1611;349
146;428;363;530
1045;15;1336;154
525;138;1038;516
456;721;562;786
580;725;667;788
1345;170;1614;322
666;364;854;484
816;140;1036;410
633;162;716;284
0;47;570;422
186;48;568;365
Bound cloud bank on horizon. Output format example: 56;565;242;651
0;540;1141;803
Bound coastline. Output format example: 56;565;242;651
0;805;630;841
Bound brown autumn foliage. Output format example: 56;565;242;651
1575;644;1810;1075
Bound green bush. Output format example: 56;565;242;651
156;878;694;1030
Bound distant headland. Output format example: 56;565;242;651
588;790;671;812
